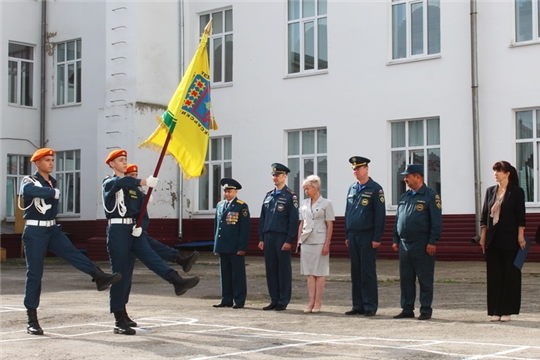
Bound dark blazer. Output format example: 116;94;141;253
214;198;251;254
480;184;525;249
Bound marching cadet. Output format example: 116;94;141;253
212;178;251;309
258;163;299;311
21;148;122;335
103;150;199;335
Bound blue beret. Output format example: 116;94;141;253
401;164;424;175
220;177;242;190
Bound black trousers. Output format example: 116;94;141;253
485;246;521;316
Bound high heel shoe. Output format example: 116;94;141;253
490;316;501;322
500;315;511;322
311;308;321;313
303;308;313;313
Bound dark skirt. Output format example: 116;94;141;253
485;246;521;316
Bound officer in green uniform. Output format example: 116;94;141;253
213;178;251;309
258;163;299;311
392;164;442;321
344;156;386;317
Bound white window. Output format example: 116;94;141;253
391;0;440;60
287;0;328;74
287;128;328;199
55;150;81;215
8;43;34;107
390;118;441;204
200;9;233;84
56;40;82;105
198;137;232;210
515;0;540;42
5;154;32;218
515;109;540;202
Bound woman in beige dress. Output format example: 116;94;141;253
296;175;335;313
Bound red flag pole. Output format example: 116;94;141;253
135;131;172;228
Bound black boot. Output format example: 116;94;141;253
113;310;136;335
124;306;137;328
168;271;200;296
27;309;43;335
90;266;123;291
176;251;200;273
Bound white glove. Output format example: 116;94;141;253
146;176;158;188
54;189;61;199
132;226;142;237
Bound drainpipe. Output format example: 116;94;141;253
40;0;47;147
178;0;185;238
470;0;482;241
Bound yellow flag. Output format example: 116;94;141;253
139;21;217;179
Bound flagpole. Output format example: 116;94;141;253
135;19;212;228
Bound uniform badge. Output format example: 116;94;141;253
226;212;239;225
416;204;424;211
361;198;369;206
435;195;442;209
379;190;385;203
242;208;249;217
277;204;285;211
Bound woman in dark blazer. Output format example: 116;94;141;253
479;161;527;322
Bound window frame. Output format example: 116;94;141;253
199;8;233;86
197;136;233;212
390;0;441;62
7;42;35;107
55;150;81;216
55;39;82;106
5;154;32;220
390;117;441;206
514;0;540;44
287;127;328;200
515;108;540;203
286;0;328;76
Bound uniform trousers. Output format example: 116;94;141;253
22;224;96;310
219;253;247;306
123;234;178;306
106;225;173;313
347;231;378;312
398;238;435;315
262;232;292;307
485;246;521;316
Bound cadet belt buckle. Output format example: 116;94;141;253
108;218;134;225
26;219;56;227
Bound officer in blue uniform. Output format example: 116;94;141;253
21;148;122;335
213;178;251;309
344;156;386;317
258;163;299;311
392;164;442;321
103;149;200;335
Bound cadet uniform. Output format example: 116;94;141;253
258;163;299;310
22;148;121;336
213;178;251;308
393;164;442;319
103;150;199;335
344;156;386;316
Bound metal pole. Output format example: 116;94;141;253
40;0;47;147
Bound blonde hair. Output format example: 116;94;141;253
302;174;321;189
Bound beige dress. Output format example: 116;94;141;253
298;196;335;276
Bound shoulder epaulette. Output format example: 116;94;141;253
286;188;296;194
236;199;245;204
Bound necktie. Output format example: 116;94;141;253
225;202;230;210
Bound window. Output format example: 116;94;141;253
56;39;82;105
515;109;540;202
200;9;233;84
8;43;34;107
515;0;540;42
287;0;328;74
392;0;440;60
5;155;32;218
198;137;232;210
287;128;328;199
390;118;441;204
55;150;81;214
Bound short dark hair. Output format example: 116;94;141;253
492;161;519;186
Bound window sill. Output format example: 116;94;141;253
510;39;540;48
8;103;37;110
52;103;82;109
284;69;328;80
56;214;81;220
387;54;441;66
211;82;233;89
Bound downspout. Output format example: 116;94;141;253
470;0;482;240
178;0;185;238
40;0;47;147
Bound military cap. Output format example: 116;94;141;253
30;148;55;162
271;163;290;175
125;164;138;174
401;164;424;175
220;177;242;190
349;156;370;169
105;149;127;164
